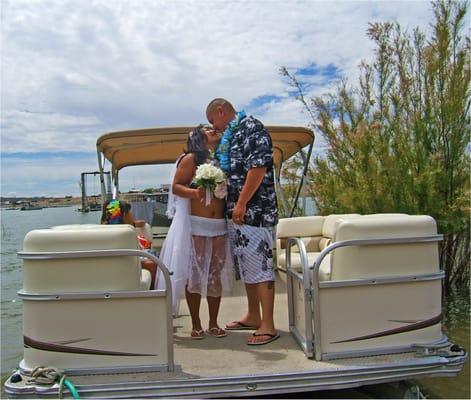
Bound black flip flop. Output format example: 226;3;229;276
225;321;257;331
247;332;280;345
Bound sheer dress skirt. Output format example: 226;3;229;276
187;216;233;297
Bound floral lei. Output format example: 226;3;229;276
215;110;246;173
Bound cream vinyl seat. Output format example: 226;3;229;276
20;223;173;373
280;213;443;361
31;224;152;291
276;214;360;280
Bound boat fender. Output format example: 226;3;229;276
10;373;22;383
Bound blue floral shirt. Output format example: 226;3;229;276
226;115;278;227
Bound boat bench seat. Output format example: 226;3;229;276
276;213;427;280
279;213;443;361
23;224;152;293
277;214;360;280
20;224;173;373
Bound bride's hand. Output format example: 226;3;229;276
190;187;205;200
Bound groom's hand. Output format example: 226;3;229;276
232;202;246;225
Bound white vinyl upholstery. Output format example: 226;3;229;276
23;224;146;293
321;214;361;238
277;216;325;238
331;215;439;280
278;251;332;281
283;213;443;360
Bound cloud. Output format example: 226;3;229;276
1;0;435;196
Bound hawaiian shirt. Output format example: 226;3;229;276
226;115;278;227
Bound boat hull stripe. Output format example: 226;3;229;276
331;313;442;344
24;336;157;356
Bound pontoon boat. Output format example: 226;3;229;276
4;126;467;398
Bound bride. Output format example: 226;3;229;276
157;124;233;339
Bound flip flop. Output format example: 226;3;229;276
225;321;258;331
190;329;205;340
247;332;280;346
206;327;227;338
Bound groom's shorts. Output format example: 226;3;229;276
228;222;275;283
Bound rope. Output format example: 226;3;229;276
25;366;80;399
26;366;61;385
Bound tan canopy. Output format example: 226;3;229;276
96;126;314;172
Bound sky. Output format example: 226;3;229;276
1;0;435;197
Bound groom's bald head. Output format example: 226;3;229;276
206;98;235;116
206;98;236;132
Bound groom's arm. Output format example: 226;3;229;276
232;167;266;225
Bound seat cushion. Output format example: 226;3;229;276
331;215;439;280
279;236;321;252
322;214;361;238
278;251;331;281
23;224;141;293
277;216;325;239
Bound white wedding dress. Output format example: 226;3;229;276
156;156;233;316
155;158;191;316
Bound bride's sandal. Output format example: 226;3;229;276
206;327;227;338
190;329;205;340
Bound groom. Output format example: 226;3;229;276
206;98;279;345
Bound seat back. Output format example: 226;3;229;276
330;215;439;281
23;224;141;293
277;216;325;253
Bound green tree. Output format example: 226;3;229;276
281;0;470;289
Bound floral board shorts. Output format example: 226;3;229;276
227;221;275;283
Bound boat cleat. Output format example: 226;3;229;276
413;341;467;357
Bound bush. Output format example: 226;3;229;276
281;0;470;289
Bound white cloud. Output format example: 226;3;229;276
1;0;435;195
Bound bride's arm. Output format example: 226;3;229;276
172;154;203;200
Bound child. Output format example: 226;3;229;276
101;199;157;289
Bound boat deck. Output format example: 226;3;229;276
172;273;401;376
7;274;467;398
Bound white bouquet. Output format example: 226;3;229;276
193;163;227;205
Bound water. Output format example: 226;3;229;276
1;207;100;383
1;207;469;398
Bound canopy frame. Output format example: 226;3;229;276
96;126;314;217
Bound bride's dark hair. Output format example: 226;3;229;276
186;124;209;167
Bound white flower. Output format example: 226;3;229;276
195;163;226;184
214;181;227;199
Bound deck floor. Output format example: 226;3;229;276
172;272;412;378
172;272;320;376
70;273;420;387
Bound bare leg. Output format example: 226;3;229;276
245;283;262;325
248;281;277;344
185;287;202;331
207;236;225;330
226;283;261;329
207;296;222;329
256;281;276;333
187;235;205;333
141;260;157;290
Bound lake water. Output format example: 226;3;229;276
1;207;469;398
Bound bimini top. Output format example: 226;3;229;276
96;126;314;172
